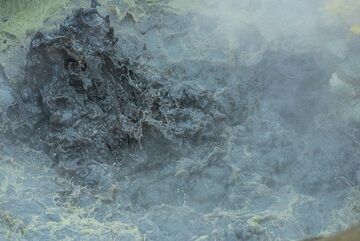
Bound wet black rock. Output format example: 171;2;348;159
11;8;237;185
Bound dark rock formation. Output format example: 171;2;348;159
9;8;236;185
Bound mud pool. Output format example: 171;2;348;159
0;0;360;241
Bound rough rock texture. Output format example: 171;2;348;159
9;8;243;185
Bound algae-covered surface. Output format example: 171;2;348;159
0;0;71;52
0;143;144;241
0;0;360;241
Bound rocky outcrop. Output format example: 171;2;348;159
9;7;239;185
